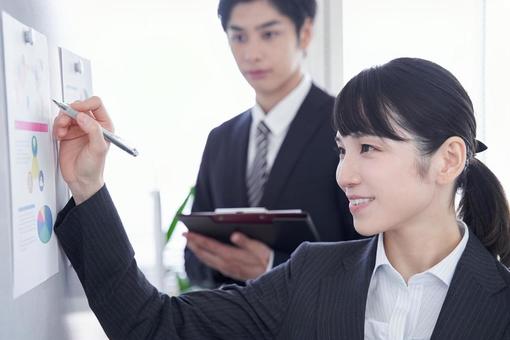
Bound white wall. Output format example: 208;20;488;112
485;0;510;194
59;0;254;271
306;0;344;94
342;0;485;133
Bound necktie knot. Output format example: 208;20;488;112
257;120;271;137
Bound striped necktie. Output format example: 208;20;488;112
247;121;271;206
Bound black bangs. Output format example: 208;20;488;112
333;57;478;157
333;67;406;141
218;0;316;32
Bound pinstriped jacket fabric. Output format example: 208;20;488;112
55;186;510;340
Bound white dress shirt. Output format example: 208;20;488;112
364;221;469;340
247;74;312;173
246;74;312;272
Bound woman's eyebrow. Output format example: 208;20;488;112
335;133;367;143
355;133;386;143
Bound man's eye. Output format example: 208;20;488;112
230;34;246;43
262;31;279;40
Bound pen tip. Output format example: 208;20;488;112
51;99;66;110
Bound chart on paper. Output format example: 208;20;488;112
2;11;59;298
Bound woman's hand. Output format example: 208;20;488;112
53;96;113;204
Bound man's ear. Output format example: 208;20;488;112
298;18;313;51
433;136;467;185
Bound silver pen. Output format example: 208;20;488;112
52;99;139;157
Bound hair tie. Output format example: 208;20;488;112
475;139;488;153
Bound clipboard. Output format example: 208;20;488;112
179;210;320;253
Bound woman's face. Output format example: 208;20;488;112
335;131;439;236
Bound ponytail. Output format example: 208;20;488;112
458;158;510;266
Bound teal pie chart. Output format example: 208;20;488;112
37;205;53;244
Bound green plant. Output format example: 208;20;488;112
176;272;192;293
165;186;195;244
165;187;195;294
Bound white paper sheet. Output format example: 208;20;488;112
2;12;59;298
59;47;92;103
58;47;93;267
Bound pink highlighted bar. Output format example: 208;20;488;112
15;120;48;132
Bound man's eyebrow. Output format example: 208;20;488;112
227;25;244;32
228;20;282;32
255;20;282;30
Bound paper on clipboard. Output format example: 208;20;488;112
214;207;303;214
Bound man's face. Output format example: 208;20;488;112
226;0;310;96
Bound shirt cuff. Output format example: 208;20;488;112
265;250;275;273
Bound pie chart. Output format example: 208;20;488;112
37;205;53;244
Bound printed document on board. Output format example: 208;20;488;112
2;12;59;298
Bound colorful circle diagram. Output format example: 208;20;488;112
37;205;53;244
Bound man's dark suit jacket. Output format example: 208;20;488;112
55;186;510;340
186;84;358;286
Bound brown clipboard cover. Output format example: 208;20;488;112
179;211;320;253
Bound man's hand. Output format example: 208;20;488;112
53;97;113;204
184;231;272;281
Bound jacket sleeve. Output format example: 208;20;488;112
273;250;291;268
55;185;310;340
503;323;510;340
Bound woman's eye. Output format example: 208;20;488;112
337;146;346;160
361;144;375;153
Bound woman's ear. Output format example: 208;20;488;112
434;136;467;185
298;18;313;51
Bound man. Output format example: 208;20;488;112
184;0;358;288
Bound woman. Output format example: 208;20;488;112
54;58;510;339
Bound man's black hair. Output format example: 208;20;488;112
218;0;317;33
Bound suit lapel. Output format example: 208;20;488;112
317;237;378;339
313;231;508;340
261;85;332;208
230;111;252;206
431;231;508;339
